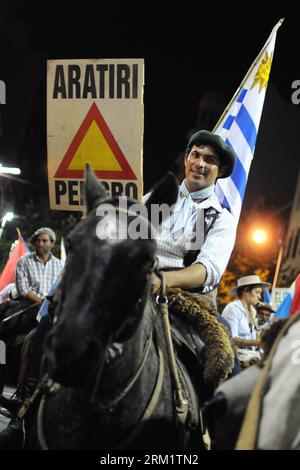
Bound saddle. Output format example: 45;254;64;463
171;315;205;367
167;288;235;394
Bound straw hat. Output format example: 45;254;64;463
232;275;271;292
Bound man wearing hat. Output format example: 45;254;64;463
15;227;63;305
222;275;271;348
255;301;275;331
0;228;63;398
151;130;237;297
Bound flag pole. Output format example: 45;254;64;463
271;242;284;293
212;18;284;132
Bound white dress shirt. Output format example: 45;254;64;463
16;252;63;299
151;182;237;289
222;300;258;340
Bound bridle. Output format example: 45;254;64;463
34;205;191;449
36;327;165;449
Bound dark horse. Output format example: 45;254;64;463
25;167;207;450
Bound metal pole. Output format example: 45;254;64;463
272;243;284;292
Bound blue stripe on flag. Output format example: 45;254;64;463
231;158;247;200
237;89;247;103
20;235;30;253
223;115;235;130
274;293;292;319
225;139;247;200
264;289;272;304
235;105;257;152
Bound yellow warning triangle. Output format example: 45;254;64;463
68;121;122;171
55;102;137;180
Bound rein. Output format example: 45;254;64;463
155;269;189;446
114;343;164;449
1;302;39;324
101;330;153;409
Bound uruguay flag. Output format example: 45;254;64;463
274;275;300;319
214;19;284;221
264;289;272;305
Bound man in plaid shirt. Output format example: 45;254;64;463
0;228;63;415
15;227;63;305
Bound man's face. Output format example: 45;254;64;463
184;144;225;192
34;234;53;257
257;309;271;326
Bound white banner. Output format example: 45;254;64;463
271;287;290;310
47;59;144;211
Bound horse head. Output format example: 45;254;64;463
46;165;178;390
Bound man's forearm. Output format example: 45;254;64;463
164;263;207;290
25;291;44;304
233;337;260;348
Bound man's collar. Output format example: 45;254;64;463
178;181;223;212
34;252;53;263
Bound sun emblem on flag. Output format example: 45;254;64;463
250;51;273;93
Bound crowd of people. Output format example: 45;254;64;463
0;129;295;449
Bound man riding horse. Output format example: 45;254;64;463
0;130;237;449
148;130;238;395
149;130;237;302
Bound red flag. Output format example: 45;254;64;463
290;274;300;317
0;229;28;290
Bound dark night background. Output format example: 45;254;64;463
0;2;300;256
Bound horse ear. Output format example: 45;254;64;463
84;164;107;214
144;171;178;213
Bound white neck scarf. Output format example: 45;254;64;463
180;180;215;201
